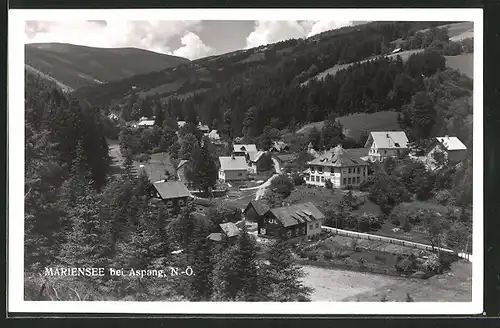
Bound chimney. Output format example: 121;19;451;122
231;154;235;159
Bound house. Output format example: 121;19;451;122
364;131;409;162
218;155;249;182
269;141;289;153
247;151;266;174
177;121;186;129
232;144;258;157
108;113;119;121
258;202;325;241
424;136;467;169
208;130;221;143
206;222;241;242
243;200;270;223
305;145;370;188
150;180;192;214
137;119;155;129
197;122;210;134
307;142;318;157
391;47;402;54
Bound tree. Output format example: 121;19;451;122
221;108;232;139
401;92;437;141
260;241;313;301
270;175;294;198
321;115;344;150
242;106;260;139
445;222;470;253
186;220;214;300
185;141;218;194
257;152;274;172
422;210;449;252
178;133;198;160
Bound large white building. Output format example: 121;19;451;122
218;155;249;182
304;145;370;189
364;131;409;162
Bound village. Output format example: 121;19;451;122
111;112;472;300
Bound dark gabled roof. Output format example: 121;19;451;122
152;180;191;200
219;222;240;238
308;145;369;167
244;200;270;216
269;202;325;227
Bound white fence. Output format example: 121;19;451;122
321;226;472;260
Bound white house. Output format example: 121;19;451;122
424;136;467;170
137;120;155;129
305;145;370;188
364;131;409;162
218;155;249;182
197;122;210;134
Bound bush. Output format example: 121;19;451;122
358;215;370;233
422;253;441;274
325;179;333;189
402;218;412;232
395;258;415;274
323;250;334;260
435;189;455;206
291;173;304;186
305;250;318;261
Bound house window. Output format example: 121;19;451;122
316;176;320;182
309;224;313;230
348;168;351;174
357;167;360;174
238;173;243;176
315;223;319;228
343;178;346;185
348;177;351;184
301;227;306;235
286;230;292;238
305;176;310;181
166;200;174;208
178;199;185;206
321;176;324;182
310;167;315;173
356;177;360;184
295;228;300;236
318;167;323;173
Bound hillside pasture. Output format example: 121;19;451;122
296;111;400;141
139;79;186;97
445;54;473;79
303;49;424;85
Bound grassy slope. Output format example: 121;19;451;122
445;53;473;79
25;43;189;90
296;111;400;140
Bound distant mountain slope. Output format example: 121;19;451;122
25;43;189;90
73;21;449;107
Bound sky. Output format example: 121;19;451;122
24;20;361;60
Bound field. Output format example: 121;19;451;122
138;152;176;182
445;53;473;79
340;260;472;302
296;111;400;140
303;49;424;85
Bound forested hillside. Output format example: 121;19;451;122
72;21;472;148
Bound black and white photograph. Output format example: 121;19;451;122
8;8;483;315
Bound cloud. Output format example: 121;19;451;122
245;20;353;48
169;31;216;60
307;20;353;37
245;21;309;48
24;20;203;55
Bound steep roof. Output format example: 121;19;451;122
365;131;409;149
248;151;265;162
244;200;270;216
177;159;188;169
208;130;220;140
436;136;467;151
152;180;191;200
219;222;240;238
206;233;223;242
219;156;248;171
137;120;155;126
233;144;258;153
177;121;186;128
270;202;325;228
308;145;369;167
271;141;289;151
